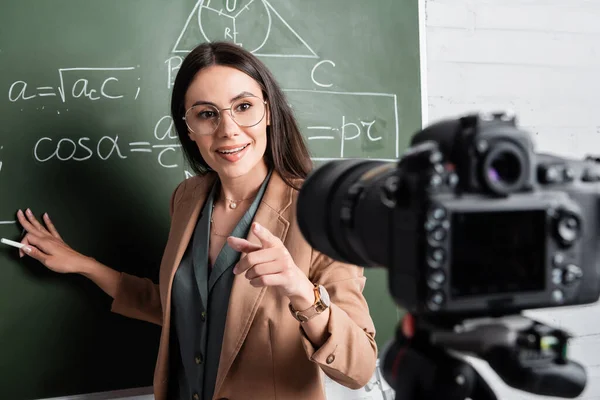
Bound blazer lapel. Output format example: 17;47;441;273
160;175;216;304
155;175;215;395
213;172;293;396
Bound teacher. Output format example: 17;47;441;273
17;41;377;400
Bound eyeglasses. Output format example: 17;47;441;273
183;95;267;136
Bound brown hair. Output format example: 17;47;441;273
170;41;312;189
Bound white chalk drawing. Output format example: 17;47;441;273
8;67;140;103
30;116;182;169
172;0;318;58
283;89;400;159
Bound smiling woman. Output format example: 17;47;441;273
16;41;378;400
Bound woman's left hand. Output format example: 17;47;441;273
228;222;313;299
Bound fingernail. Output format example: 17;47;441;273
26;208;32;216
44;213;50;219
233;264;239;274
23;246;32;254
253;223;261;233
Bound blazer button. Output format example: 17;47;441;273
193;393;199;400
326;354;335;364
201;311;206;322
195;353;203;364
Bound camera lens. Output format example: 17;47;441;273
481;142;528;196
297;159;392;266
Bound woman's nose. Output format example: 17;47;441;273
218;111;240;138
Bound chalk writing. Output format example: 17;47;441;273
154;116;178;141
307;116;380;158
8;67;140;103
30;116;182;168
165;56;183;89
34;136;127;162
311;60;336;88
173;0;318;58
283;89;399;160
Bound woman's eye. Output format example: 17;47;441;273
236;102;252;112
198;110;217;119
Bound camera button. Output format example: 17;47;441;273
428;207;447;221
552;289;564;304
427;271;446;290
582;168;600;182
564;264;583;284
552;268;563;285
447;173;459;187
429;174;443;189
564;167;575;181
427;292;445;311
427;248;445;268
429;227;447;242
552;253;565;267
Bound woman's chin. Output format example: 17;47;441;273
214;159;267;181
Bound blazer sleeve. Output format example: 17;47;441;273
110;178;189;326
299;250;378;389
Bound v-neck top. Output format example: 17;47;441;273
168;170;272;400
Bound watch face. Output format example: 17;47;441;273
318;285;331;307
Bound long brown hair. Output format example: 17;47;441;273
170;41;312;189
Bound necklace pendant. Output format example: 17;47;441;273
229;201;237;209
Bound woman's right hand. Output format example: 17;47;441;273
16;208;93;274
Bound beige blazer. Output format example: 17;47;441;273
110;170;378;400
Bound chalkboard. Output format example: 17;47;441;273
0;1;421;398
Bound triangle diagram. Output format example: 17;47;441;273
172;0;318;59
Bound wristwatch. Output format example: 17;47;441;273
289;284;331;322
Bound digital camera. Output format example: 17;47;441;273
298;112;600;320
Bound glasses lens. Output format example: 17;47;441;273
185;105;220;135
231;97;266;127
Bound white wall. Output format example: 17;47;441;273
424;0;600;399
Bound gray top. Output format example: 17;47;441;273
168;171;271;400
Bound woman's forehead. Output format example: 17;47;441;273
185;65;262;106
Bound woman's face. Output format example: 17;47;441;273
184;65;269;180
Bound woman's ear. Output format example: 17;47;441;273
266;103;271;126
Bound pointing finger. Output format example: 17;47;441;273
227;236;262;253
251;223;279;249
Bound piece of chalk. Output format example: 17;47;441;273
1;238;25;249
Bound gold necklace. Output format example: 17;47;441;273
210;204;229;237
223;195;255;209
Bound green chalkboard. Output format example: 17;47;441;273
0;1;421;398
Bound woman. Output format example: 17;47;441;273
17;41;377;400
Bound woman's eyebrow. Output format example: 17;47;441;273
190;91;257;108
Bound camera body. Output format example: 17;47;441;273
298;112;600;320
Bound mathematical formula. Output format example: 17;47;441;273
33;116;181;169
9;67;140;103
